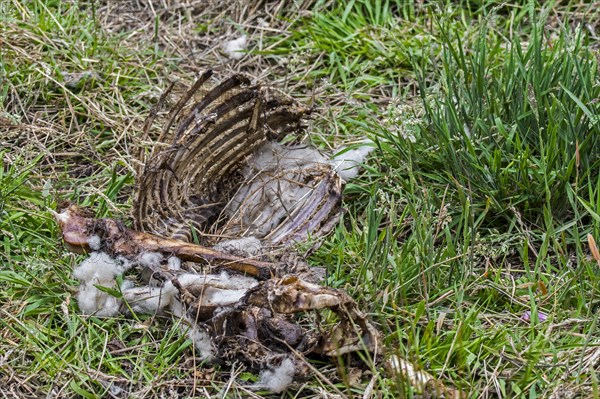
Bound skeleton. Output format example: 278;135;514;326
54;72;381;392
55;73;461;397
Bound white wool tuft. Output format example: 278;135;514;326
76;282;121;317
115;256;133;274
54;209;70;223
87;235;101;251
167;256;181;271
329;141;375;181
108;384;124;397
213;237;262;257
223;35;247;60
169;297;185;319
255;358;296;393
73;252;120;282
138;252;163;267
186;326;214;361
122;282;177;314
73;252;132;316
173;273;206;288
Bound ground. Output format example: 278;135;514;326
1;0;600;398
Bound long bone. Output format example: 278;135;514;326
53;204;276;280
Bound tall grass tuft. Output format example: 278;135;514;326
393;21;600;234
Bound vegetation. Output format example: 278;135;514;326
1;0;599;397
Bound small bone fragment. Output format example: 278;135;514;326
386;355;465;399
53;205;277;279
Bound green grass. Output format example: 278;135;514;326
2;0;600;397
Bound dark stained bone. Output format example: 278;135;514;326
54;205;276;279
178;275;380;373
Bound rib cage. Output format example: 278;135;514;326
134;71;342;246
